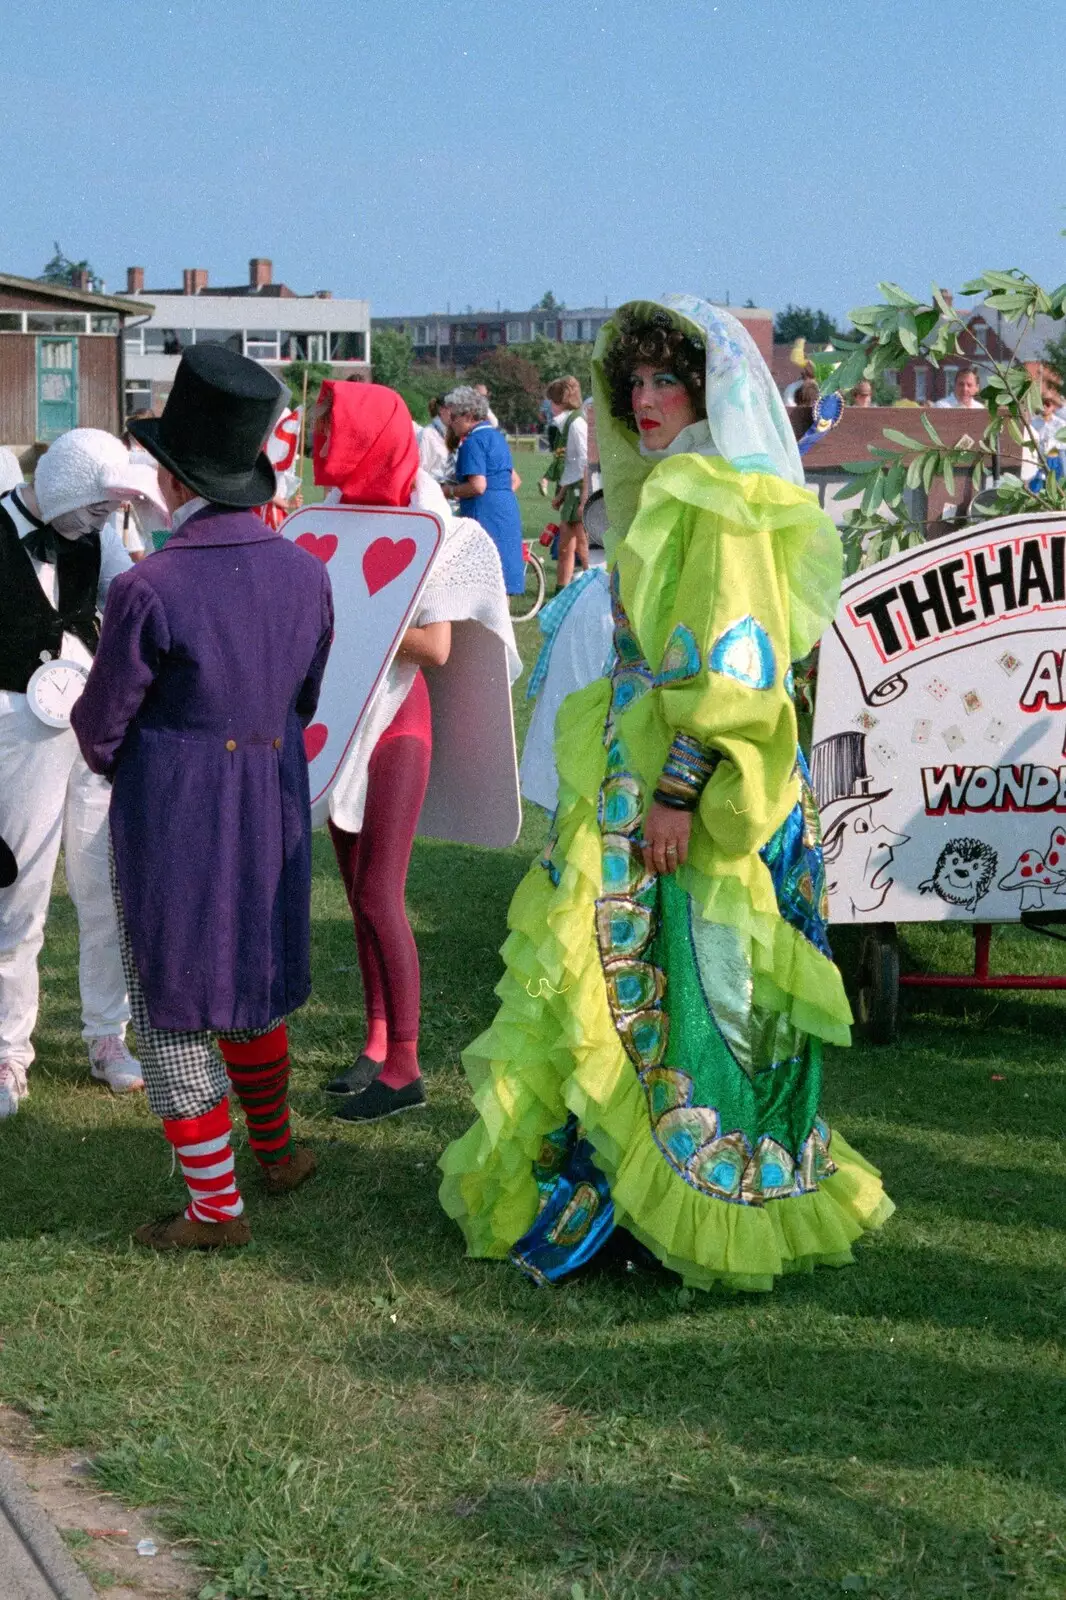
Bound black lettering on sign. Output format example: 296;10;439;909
899;571;950;641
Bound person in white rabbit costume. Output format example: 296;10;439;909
0;427;166;1116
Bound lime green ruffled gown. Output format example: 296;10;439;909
439;452;893;1291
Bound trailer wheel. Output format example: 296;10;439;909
856;923;900;1044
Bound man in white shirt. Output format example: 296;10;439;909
0;429;164;1116
935;368;985;409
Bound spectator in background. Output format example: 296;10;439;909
418;396;453;482
1025;389;1066;482
442;386;525;594
473;383;500;428
544;376;589;590
788;377;820;442
935;367;984;409
851;380;873;408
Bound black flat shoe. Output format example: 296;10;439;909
332;1077;426;1123
323;1054;382;1096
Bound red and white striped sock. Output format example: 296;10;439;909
161;1097;244;1224
218;1024;294;1167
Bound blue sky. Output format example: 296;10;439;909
3;0;1060;321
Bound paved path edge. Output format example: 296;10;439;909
0;1447;98;1599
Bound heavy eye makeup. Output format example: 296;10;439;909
631;372;682;391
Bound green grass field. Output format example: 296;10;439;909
2;504;1066;1599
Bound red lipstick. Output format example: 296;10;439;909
637;418;659;432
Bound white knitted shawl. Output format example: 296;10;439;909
328;471;521;832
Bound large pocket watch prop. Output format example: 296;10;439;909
282;504;445;827
26;657;90;729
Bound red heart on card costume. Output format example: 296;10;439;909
295;533;338;564
363;536;416;596
303;723;328;761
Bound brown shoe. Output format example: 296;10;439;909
133;1212;251;1251
261;1144;317;1195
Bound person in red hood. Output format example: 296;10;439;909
313;381;452;1122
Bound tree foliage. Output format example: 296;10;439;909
1043;329;1066;392
509;337;594;397
535;291;563;311
38;241;103;292
809;269;1066;572
282;361;332;410
773;304;841;343
473;349;543;432
371;327;413;391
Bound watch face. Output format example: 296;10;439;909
28;660;89;727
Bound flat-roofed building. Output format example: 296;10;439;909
374;303;773;369
123;258;369;414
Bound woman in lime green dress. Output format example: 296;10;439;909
439;295;893;1291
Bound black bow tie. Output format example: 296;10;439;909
21;525;58;564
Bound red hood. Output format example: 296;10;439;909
312;381;418;507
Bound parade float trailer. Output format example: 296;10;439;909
812;509;1066;1039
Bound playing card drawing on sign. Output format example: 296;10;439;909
282;504;443;823
812;511;1066;923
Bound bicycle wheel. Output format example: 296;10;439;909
510;548;547;622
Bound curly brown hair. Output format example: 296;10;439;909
601;307;706;429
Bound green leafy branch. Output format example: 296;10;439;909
810;269;1066;571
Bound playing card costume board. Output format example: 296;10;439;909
282;503;521;844
811;512;1066;924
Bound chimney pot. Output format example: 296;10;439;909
183;268;208;295
127;266;145;295
249;257;273;289
71;267;91;292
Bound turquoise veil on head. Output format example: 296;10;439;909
591;294;805;560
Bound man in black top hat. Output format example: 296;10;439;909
71;344;334;1250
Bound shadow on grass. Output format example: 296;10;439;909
420;1469;1030;1599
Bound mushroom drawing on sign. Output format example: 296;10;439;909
918;839;998;913
997;848;1065;912
1045;825;1066;891
811;731;908;917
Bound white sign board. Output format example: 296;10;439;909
811;511;1066;924
282;503;444;824
419;622;522;848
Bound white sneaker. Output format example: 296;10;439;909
0;1061;28;1118
88;1035;144;1093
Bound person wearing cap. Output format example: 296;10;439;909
0;428;165;1117
71;344;334;1251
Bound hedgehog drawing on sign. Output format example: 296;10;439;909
919;839;998;912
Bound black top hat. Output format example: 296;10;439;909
128;343;283;508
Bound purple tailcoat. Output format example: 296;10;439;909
72;506;333;1032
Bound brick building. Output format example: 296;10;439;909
896;301;1012;404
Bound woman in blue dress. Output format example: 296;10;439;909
442;386;525;594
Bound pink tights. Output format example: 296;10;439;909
328;673;431;1088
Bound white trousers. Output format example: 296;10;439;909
0;698;129;1070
